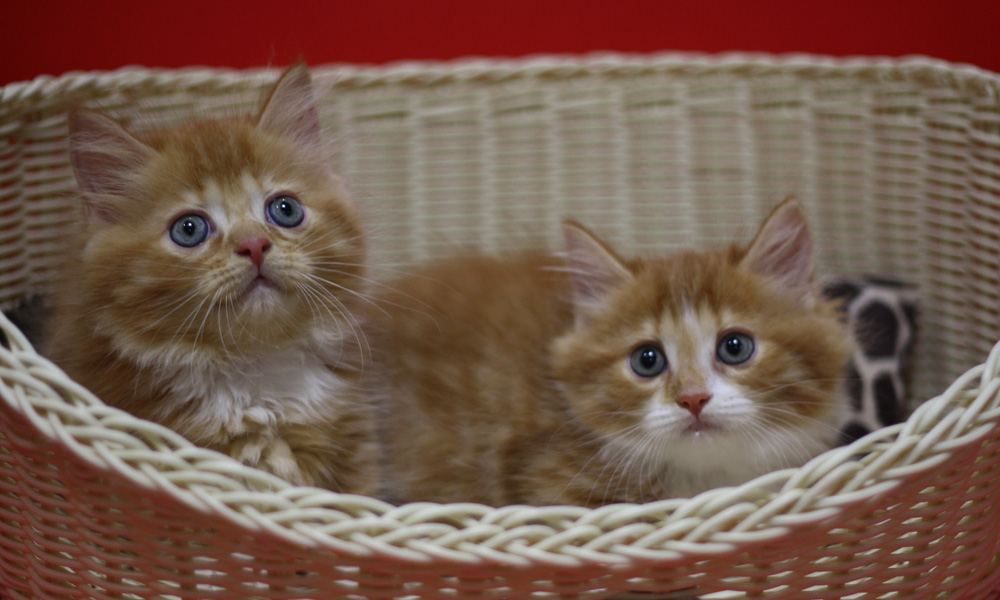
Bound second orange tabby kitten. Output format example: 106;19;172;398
371;199;852;506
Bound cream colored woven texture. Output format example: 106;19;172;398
1;54;1000;599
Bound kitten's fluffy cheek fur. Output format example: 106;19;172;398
634;378;834;481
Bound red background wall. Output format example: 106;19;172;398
2;0;998;86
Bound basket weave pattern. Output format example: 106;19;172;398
1;54;1000;598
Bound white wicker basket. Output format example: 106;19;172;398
1;53;999;599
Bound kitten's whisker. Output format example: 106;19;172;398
217;292;236;360
139;288;205;334
135;275;211;282
628;431;666;501
300;270;398;320
296;277;371;365
192;286;225;352
619;431;657;502
311;267;444;314
296;278;343;332
228;297;257;363
298;276;378;365
170;292;214;353
586;426;654;505
751;406;845;437
297;286;359;367
296;229;365;257
295;228;446;283
743;377;849;397
555;426;636;506
737;419;823;471
301;258;421;275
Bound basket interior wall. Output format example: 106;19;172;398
1;60;999;403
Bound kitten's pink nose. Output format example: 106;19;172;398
236;237;272;269
677;391;712;418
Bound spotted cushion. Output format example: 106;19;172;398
822;277;918;444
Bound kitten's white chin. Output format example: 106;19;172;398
613;414;838;498
682;419;719;435
239;277;282;311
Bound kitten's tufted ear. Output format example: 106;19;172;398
562;220;633;321
257;61;323;153
741;197;815;297
69;108;155;223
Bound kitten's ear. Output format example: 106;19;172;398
257;61;323;153
562;220;633;318
69;108;154;223
741;197;815;296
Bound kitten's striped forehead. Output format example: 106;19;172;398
151;118;325;193
651;302;719;387
183;172;287;229
149;120;355;226
679;303;716;360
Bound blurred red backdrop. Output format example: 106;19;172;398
2;0;998;85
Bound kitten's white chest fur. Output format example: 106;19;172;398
151;340;350;480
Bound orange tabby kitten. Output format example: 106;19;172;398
372;199;851;506
45;64;374;492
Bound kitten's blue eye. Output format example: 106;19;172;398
717;331;756;365
266;194;304;228
630;344;667;378
169;214;210;248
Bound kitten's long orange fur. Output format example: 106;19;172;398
371;199;851;506
45;64;375;492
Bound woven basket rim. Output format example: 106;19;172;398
3;51;998;111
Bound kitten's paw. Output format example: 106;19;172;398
224;406;280;437
260;438;305;485
230;436;266;468
229;435;305;484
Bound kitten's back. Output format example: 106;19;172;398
372;252;572;505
